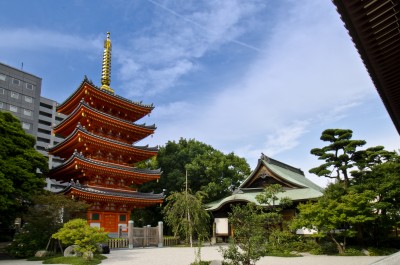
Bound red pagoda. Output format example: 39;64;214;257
48;32;163;233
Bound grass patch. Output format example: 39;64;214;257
190;261;211;265
28;254;107;265
264;251;302;257
367;247;398;256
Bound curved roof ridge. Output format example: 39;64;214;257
80;100;157;129
49;124;158;152
239;154;323;192
57;79;154;111
262;154;304;175
59;183;164;200
50;151;161;175
53;100;157;131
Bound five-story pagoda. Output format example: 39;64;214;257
48;33;163;233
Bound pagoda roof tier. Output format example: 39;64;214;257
53;100;156;142
60;183;164;207
57;78;154;122
49;124;158;165
48;151;161;185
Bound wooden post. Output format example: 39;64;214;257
211;221;216;245
118;224;122;238
146;225;151;247
158;221;163;247
143;226;147;247
128;220;134;249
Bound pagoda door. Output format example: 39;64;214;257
103;213;117;232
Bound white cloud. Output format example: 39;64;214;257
115;0;266;97
0;28;102;51
152;101;192;120
261;121;310;156
147;0;378;165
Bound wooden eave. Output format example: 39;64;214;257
53;101;155;141
56;79;154;121
333;0;400;134
63;185;163;206
48;152;161;184
49;125;158;164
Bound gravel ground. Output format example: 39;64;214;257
0;246;389;265
101;246;386;265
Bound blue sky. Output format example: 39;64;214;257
1;0;399;187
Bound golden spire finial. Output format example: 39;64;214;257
100;32;114;93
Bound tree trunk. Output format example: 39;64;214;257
329;233;345;254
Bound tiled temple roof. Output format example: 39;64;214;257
49;123;158;153
49;150;161;175
53;100;156;132
206;154;323;211
61;181;165;200
58;78;154;110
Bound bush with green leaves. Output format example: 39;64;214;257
6;222;41;258
52;219;108;253
6;193;88;258
342;247;365;256
367;247;398;256
264;228;318;254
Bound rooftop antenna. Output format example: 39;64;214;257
21;62;24;70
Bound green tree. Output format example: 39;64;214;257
352;151;400;245
162;190;210;246
291;183;376;254
301;128;400;250
136;138;250;227
6;193;88;258
221;203;266;265
255;184;292;231
52;219;108;253
140;138;250;202
221;185;293;264
309;129;366;188
0;111;48;238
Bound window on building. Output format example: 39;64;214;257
24;96;33;103
36;146;46;151
39;119;51;126
23;109;32;116
11;92;19;99
38;128;51;134
119;215;126;222
55;116;63;122
0;74;6;81
26;83;34;90
0;88;4;94
39;110;52;118
0;102;3;109
92;213;100;220
9;105;18;112
40;102;52;109
22;122;31;130
12;79;20;85
37;137;50;143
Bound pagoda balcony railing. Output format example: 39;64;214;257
86;155;130;167
91;129;132;145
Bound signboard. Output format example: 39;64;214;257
215;218;229;235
